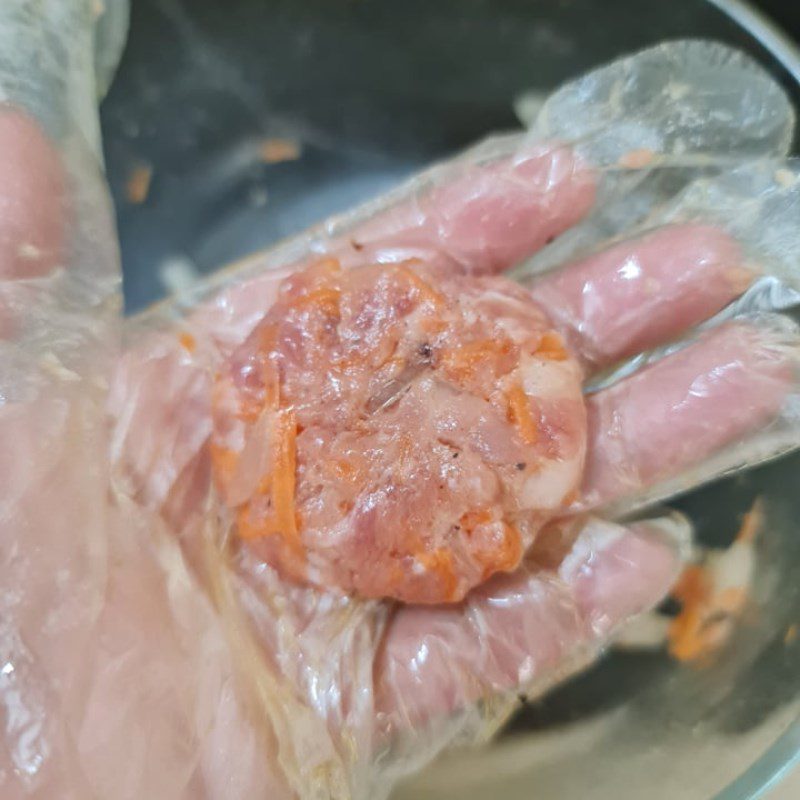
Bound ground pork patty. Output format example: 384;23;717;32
211;257;587;603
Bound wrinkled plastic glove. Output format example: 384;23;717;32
1;5;800;797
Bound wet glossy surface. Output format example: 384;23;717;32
212;258;586;602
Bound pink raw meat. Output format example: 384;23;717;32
212;258;586;603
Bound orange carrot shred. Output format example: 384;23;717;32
236;504;264;541
506;383;539;445
441;339;512;382
258;323;278;352
494;523;524;573
459;509;493;531
395;264;445;308
670;564;712;609
235;410;302;554
315;256;342;276
668;565;714;662
257;138;302;164
125;163;152;204
210;443;239;496
534;331;569;361
269;409;300;550
469;520;523;578
387;562;406;591
261;357;281;410
178;332;196;353
420;316;447;336
667;501;763;665
255;472;272;496
292;287;341;316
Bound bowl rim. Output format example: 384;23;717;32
707;5;800;797
709;0;800;88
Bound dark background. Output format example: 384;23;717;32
758;1;800;36
100;0;800;312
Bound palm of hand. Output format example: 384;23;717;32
2;43;799;800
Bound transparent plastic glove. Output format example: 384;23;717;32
2;23;800;800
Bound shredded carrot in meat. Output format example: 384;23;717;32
506;383;539;445
258;323;278;351
210;442;239;499
420;316;447;336
387;562;406;592
486;523;524;575
419;549;459;601
178;332;196;353
373;337;402;371
459;509;493;531
441;339;512;382
305;257;342;287
459;512;523;578
268;409;300;547
534;331;569;361
496;523;523;572
255;472;273;496
395;264;445;308
236;504;265;541
235;410;301;553
560;487;580;507
292;287;341;316
337;500;353;515
378;354;406;374
261;358;281;410
315;256;342;276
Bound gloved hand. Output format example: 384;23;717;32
1;8;798;798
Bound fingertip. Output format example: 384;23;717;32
567;521;683;636
532;223;752;367
0;106;67;280
581;320;796;508
349;142;598;277
433;143;597;274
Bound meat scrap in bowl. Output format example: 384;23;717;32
212;257;587;603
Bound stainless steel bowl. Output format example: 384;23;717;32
99;2;800;797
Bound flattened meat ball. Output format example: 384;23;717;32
211;258;586;603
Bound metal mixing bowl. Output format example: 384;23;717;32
99;2;800;797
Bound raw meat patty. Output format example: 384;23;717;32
211;258;586;603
